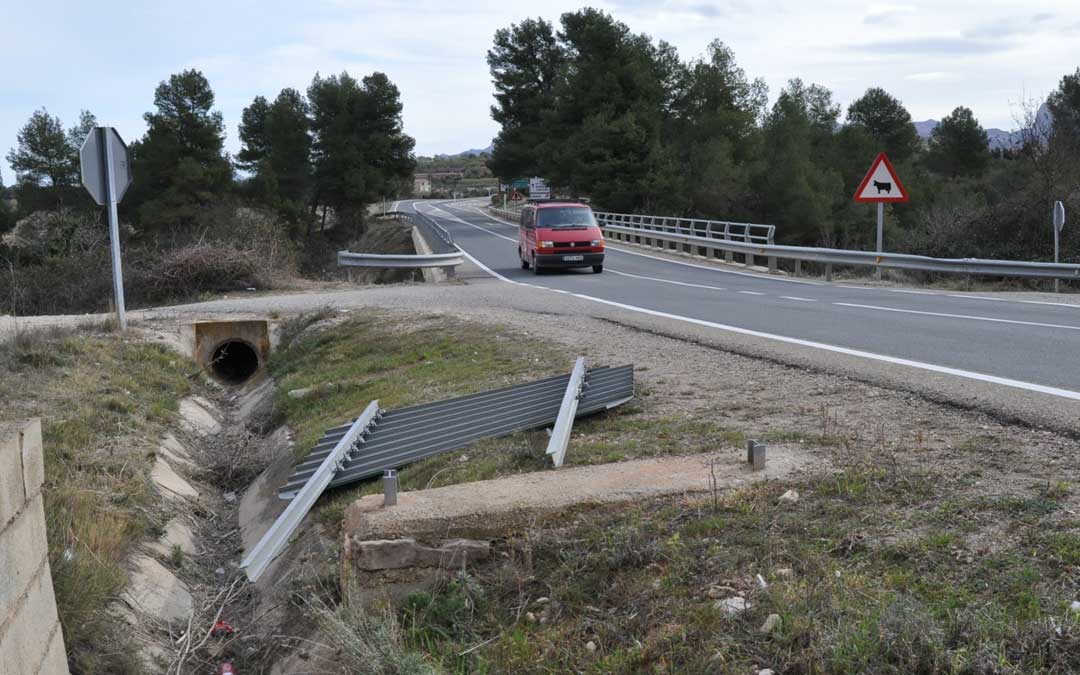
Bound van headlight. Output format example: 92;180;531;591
591;239;603;247
539;241;555;249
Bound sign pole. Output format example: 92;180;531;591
876;202;884;280
100;128;127;331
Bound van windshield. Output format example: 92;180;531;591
536;207;595;229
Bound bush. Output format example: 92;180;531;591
0;205;299;315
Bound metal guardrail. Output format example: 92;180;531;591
278;364;634;499
546;356;586;468
489;203;1080;281
595;212;775;246
339;210;463;272
242;400;380;582
338;250;464;269
601;222;1080;281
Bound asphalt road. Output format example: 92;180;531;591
405;198;1080;402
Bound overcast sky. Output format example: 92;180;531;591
2;0;1078;183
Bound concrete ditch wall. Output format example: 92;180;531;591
0;419;69;675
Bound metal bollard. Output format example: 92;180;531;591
383;469;398;507
746;439;766;471
825;263;833;282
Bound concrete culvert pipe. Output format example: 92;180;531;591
210;339;260;385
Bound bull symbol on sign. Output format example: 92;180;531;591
873;180;892;194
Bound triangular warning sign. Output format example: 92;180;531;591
854;152;909;203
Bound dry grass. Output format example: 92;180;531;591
0;325;193;673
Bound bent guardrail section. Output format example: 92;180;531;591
241;400;381;582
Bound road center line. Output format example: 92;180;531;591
780;296;817;302
738;291;765;296
834;302;1080;331
428;206;1080;402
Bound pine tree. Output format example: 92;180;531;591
927;106;990;178
129;69;233;229
6;108;75;187
846;87;921;161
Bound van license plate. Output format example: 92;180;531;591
563;255;584;262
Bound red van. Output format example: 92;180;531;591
518;202;605;274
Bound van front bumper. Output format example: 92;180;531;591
535;252;604;269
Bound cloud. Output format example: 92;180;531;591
857;36;1009;56
863;4;916;25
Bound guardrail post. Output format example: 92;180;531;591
725;250;734;263
794;260;802;277
383;469;398;506
705;246;715;260
768;256;777;274
745;253;755;268
825;263;833;281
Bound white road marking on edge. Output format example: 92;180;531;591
435;210;1080;401
834;302;1080;332
781;296;817;302
428;205;1080;400
608;269;725;291
946;294;1080;310
888;288;939;296
739;291;765;296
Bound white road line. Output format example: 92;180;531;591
608;269;725;291
427;208;1080;401
946;294;1080;310
739;291;765;296
834;302;1080;331
781;296;817;302
888;288;940;296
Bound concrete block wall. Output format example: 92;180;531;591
0;419;69;675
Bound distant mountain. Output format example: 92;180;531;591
434;142;494;160
913;103;1051;151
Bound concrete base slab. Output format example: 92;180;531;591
150;457;200;501
344;447;812;545
121;555;193;626
148;518;197;558
179;396;221;436
157;433;195;471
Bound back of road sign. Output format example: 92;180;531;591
854;152;909;203
80;127;133;206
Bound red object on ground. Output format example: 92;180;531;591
210;620;234;638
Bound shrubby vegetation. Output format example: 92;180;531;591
1;68;415;315
488;9;1080;260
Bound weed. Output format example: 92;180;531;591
310;584;438;675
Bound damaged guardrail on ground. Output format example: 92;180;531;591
338;210;464;273
241;401;381;582
241;362;633;582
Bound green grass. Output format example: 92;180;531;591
386;451;1080;674
0;326;193;674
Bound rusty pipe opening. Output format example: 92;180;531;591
209;339;260;385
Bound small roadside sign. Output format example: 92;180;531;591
80;127;132;206
529;176;551;200
1054;201;1066;231
79;126;132;331
511;178;529;189
854;152;909;203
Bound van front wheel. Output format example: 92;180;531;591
520;249;530;269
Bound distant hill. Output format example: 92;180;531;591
913;103;1051;151
434;142;494;160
